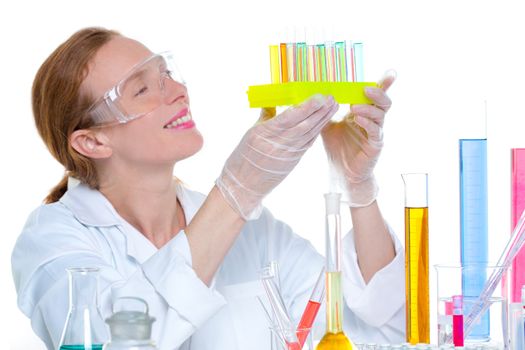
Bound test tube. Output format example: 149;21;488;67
511;148;525;303
307;43;317;82
325;41;336;82
459;138;489;339
316;43;327;82
402;173;430;344
280;43;289;83
297;266;325;347
452;295;464;347
296;31;307;82
335;41;347;82
260;267;299;348
352;42;364;82
286;42;296;82
346;40;355;82
269;45;281;84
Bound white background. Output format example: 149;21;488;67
2;0;525;348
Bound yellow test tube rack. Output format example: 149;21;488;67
247;81;376;108
247;40;375;108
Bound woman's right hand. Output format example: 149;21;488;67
216;95;339;220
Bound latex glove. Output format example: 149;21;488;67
216;95;339;220
321;70;396;207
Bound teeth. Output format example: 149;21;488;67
165;115;192;129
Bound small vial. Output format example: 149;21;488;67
452;295;464;347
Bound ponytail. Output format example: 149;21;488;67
45;174;69;204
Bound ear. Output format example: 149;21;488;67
70;129;112;159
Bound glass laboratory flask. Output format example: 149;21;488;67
103;297;157;350
59;267;109;350
402;173;430;344
316;193;353;350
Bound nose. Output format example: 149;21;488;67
162;76;187;105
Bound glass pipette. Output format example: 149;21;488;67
461;207;525;339
297;266;325;347
260;266;300;349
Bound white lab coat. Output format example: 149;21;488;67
11;182;405;350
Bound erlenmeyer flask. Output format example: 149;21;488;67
103;297;157;350
58;267;109;350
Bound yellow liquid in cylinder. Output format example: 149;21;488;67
316;271;353;350
404;207;430;344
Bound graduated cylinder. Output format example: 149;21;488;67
402;173;430;344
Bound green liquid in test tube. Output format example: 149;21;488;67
316;44;327;82
335;41;347;82
297;42;307;81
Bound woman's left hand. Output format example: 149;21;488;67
321;70;396;207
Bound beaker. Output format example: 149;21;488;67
103;297;157;350
434;264;508;349
402;173;430;344
270;326;314;350
58;267;109;350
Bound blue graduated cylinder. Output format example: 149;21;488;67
459;139;489;340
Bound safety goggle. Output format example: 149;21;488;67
87;51;185;126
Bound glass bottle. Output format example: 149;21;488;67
59;267;109;350
103;297;157;350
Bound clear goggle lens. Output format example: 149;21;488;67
88;51;185;126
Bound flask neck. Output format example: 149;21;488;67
326;271;343;333
68;269;100;309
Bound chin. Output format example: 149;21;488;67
178;136;204;160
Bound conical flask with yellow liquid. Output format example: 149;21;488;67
316;193;353;350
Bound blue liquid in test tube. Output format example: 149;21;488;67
459;138;489;340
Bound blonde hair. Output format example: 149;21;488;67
32;27;119;203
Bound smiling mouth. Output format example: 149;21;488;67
164;114;192;129
164;107;192;129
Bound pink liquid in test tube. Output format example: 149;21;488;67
452;295;464;347
511;148;525;302
297;300;321;346
296;267;325;348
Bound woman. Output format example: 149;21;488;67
12;27;404;349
